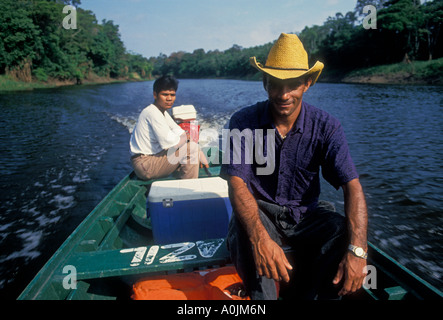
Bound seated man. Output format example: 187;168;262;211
130;75;199;180
220;33;368;300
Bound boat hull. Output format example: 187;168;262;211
18;167;442;300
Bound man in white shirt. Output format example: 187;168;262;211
130;76;199;180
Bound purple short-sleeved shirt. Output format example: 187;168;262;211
220;100;359;223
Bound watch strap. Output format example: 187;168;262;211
348;244;368;259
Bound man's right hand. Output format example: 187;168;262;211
228;175;292;283
251;235;293;283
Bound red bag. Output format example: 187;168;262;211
179;122;200;143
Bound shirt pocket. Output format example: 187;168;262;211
290;166;318;200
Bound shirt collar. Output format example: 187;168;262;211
259;100;306;134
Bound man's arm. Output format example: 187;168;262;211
228;175;292;282
173;132;189;150
333;178;368;295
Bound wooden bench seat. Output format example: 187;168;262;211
64;238;230;280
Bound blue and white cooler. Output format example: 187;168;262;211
147;177;232;244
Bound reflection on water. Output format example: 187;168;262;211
0;80;441;298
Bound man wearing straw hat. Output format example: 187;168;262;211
221;33;368;300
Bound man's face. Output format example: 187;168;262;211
153;90;176;111
265;76;311;118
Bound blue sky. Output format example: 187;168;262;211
80;0;357;58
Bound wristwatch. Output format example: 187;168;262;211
348;244;368;259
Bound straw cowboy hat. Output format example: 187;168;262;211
250;33;324;85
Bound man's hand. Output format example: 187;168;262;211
251;236;293;283
333;252;367;296
228;176;292;283
336;178;368;296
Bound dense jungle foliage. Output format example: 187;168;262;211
150;0;443;79
1;0;441;83
0;0;152;83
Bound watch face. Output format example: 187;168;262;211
355;247;364;256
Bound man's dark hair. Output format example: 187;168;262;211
153;75;179;93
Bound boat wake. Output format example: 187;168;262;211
0;145;108;290
109;113;137;134
108;111;231;150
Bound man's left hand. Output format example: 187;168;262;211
333;252;367;296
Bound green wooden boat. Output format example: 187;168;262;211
18;149;442;300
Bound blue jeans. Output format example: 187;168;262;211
227;200;347;300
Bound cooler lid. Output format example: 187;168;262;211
172;105;197;120
148;177;229;203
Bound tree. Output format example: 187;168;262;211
420;0;443;60
377;0;425;60
355;0;388;18
48;0;82;7
0;0;42;80
298;25;328;60
316;11;359;70
0;1;152;83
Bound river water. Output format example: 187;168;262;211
0;79;442;298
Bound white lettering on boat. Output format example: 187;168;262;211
144;245;159;265
120;247;147;267
196;239;224;258
119;239;225;268
159;242;197;263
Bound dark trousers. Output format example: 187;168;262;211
227;200;348;300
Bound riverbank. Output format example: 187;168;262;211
0;72;152;92
338;58;443;85
1;58;442;92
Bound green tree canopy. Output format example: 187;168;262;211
0;0;153;82
150;0;442;79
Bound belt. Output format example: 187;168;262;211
131;153;144;159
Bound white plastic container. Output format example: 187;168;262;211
172;105;197;121
147;177;232;244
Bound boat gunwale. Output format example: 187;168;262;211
18;173;148;299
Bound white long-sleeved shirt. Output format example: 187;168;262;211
130;104;185;156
